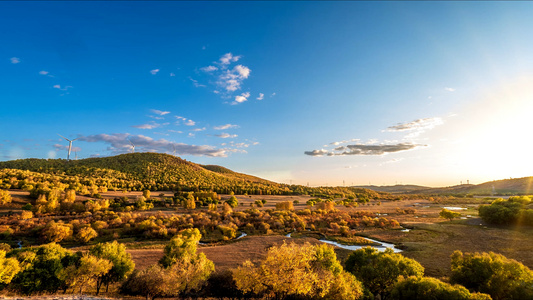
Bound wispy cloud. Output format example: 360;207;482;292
213;124;239;130
10;57;20;64
305;142;423;156
39;70;49;75
150;109;170;116
170;72;175;77
132;122;161;130
219;53;241;65
189;77;206;88
184;119;196;126
53;85;73;91
257;93;264;100
201;65;218;72
444;87;456;92
191;127;206;132
150;69;160;75
78;133;228;157
232;92;250;105
214;133;238;139
385;117;443;138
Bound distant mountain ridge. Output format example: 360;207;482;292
355;177;533;195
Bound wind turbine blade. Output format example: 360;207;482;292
57;134;70;141
71;138;79;141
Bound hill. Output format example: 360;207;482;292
0;153;381;197
358;177;533;196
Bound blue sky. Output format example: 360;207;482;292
2;1;533;186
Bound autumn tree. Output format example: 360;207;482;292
0;249;20;284
89;241;135;295
450;250;533;300
76;226;98;244
60;254;112;294
122;229;214;299
233;242;363;299
345;247;424;299
439;209;462;221
0;189;12;205
390;276;492;300
41;221;72;243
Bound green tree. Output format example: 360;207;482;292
12;243;78;294
450;250;533;300
390;276;492;300
89;241;135;295
225;196;238;208
159;228;202;268
345;247;424;299
0;250;21;284
439;209;462;221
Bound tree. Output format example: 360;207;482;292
345;247;424;299
76;226;98;244
122;229;214;299
41;221;72;243
450;250;533;300
0;189;12;205
0;250;20;284
226;196;238;208
143;190;151;199
390;276;492;300
60;254;112;294
12;243;78;294
233;242;363;299
89;241;135;295
439;209;462;221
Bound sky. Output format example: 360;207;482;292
2;1;533;187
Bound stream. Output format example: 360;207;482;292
285;233;401;253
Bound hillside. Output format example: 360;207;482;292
354;184;430;194
0;153;381;197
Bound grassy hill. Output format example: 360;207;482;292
354;184;431;194
0;153;382;197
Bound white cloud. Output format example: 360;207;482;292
189;77;206;88
79;133;228;157
201;65;218;72
184;119;196;126
257;93;264;100
132;122;161;130
271;92;276;97
219;53;241;65
215;133;238;139
168;130;183;134
39;70;49;75
53;85;73;91
10;57;20;64
150;109;170;116
150;69;160;75
233;65;251;78
214;124;239;130
170;72;175;77
192;127;206;132
233;92;250;105
445;87;456;92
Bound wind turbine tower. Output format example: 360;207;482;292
57;134;79;160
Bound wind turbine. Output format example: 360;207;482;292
57;134;78;160
172;144;176;156
128;139;135;153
